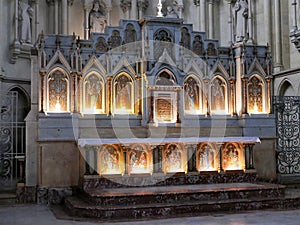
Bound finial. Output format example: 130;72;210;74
157;0;163;17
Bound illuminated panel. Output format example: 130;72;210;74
248;76;264;114
97;145;124;175
48;70;68;112
222;143;244;171
163;144;186;173
127;145;153;175
154;92;177;124
83;74;104;114
197;144;218;172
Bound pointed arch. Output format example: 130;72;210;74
82;55;107;75
247;74;266;114
7;86;30;122
155;69;177;86
278;79;295;96
210;75;228;114
183;75;203;114
46;50;71;72
46;68;70;112
113;73;134;114
82;72;105;114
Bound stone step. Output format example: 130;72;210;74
64;193;300;220
83;183;285;206
82;172;258;190
0;193;16;205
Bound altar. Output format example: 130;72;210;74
79;137;260;176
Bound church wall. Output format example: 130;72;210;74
69;0;85;38
274;71;300;96
254;0;266;45
253;139;277;180
38;142;79;187
280;1;291;71
217;0;230;47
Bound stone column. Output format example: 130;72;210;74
194;0;201;31
208;0;214;39
14;0;20;44
48;0;55;33
121;0;131;20
274;0;283;72
187;144;197;172
264;0;272;45
137;0;148;20
39;71;46;113
227;0;233;44
72;72;77;113
203;78;210;115
248;144;254;169
131;0;137;20
217;143;224;172
242;77;248;114
62;0;68;34
107;77;112;115
200;0;206;32
106;7;112;26
229;78;236;115
26;53;40;190
292;0;298;31
54;0;59;34
84;7;89;39
67;0;74;34
266;78;272;114
247;0;254;43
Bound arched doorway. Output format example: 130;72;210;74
0;88;29;191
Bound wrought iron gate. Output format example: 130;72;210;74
273;96;300;175
0;91;26;191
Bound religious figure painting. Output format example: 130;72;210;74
84;74;103;113
223;144;241;170
164;145;182;173
128;150;148;174
89;0;107;33
184;77;200;113
248;76;263;113
115;75;132;113
198;145;215;171
100;146;120;174
211;78;226;113
48;71;68;112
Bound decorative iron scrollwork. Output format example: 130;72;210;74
274;96;300;174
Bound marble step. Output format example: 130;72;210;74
82;172;258;190
82;183;285;206
64;193;300;220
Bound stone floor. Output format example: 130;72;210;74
0;204;300;225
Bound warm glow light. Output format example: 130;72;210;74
116;107;132;114
130;166;151;174
199;166;216;172
55;100;61;112
253;103;258;113
102;168;123;175
186;109;202;115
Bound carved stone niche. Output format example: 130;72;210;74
84;0;112;35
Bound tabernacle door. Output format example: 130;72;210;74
153;91;177;124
